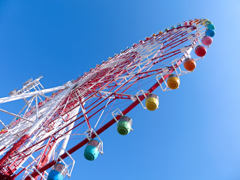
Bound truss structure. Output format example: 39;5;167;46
0;19;210;180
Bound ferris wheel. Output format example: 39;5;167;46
0;18;215;180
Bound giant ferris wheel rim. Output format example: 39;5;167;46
0;18;214;180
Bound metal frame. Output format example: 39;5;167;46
0;18;210;180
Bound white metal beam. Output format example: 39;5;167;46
0;85;68;104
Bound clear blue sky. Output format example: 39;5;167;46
0;0;240;180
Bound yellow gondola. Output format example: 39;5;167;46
167;74;180;89
145;94;159;111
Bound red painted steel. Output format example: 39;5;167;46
26;61;182;180
0;19;206;179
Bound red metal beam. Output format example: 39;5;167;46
25;60;182;180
